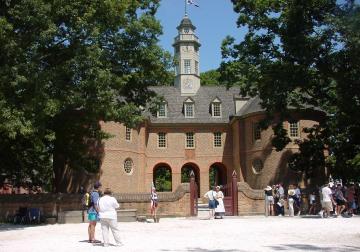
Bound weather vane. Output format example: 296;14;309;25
185;0;199;16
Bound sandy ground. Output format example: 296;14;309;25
0;216;360;252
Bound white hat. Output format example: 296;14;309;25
265;186;272;191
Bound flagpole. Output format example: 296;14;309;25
185;0;187;16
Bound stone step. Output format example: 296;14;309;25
58;209;138;224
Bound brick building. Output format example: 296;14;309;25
97;15;324;197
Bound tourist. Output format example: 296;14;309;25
294;185;302;216
308;190;317;215
346;182;356;215
88;181;101;243
264;185;274;216
277;183;285;199
288;185;296;217
151;187;159;223
320;182;334;218
214;186;225;219
204;187;217;219
98;188;123;247
334;183;347;216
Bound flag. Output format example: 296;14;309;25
187;0;199;7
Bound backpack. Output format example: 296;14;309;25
81;192;91;209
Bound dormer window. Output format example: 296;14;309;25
184;98;194;118
157;102;167;118
211;98;222;117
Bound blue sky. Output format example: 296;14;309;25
156;0;246;72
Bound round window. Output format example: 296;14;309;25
252;159;263;174
124;159;133;175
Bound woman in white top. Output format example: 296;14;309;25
98;188;123;247
151;188;159;223
288;185;296;217
214;186;225;219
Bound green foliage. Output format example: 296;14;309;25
0;0;172;191
221;0;360;181
154;167;172;192
200;69;221;86
209;167;217;189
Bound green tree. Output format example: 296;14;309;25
221;0;360;181
0;0;172;191
200;69;221;86
154;167;172;192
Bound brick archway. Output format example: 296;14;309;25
153;163;172;192
181;162;200;197
209;162;227;189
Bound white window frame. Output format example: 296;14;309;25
184;59;191;74
253;123;261;141
158;132;167;148
289;121;300;138
157;103;167;118
123;158;134;175
185;132;195;149
213;132;222;147
211;102;222;117
125;127;132;141
184;102;194;118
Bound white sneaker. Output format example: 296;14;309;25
319;210;324;218
115;242;124;247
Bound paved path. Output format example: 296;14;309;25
0;216;360;251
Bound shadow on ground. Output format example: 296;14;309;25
0;224;45;232
161;249;246;252
266;244;360;251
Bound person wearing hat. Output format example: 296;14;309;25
214;186;225;219
287;185;296;217
320;182;335;218
264;185;274;216
88;181;102;243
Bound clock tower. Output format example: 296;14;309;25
173;14;201;96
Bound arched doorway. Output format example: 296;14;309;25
181;163;200;197
209;163;227;189
153;163;172;192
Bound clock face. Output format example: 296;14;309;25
184;79;193;89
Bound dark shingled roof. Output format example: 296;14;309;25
235;96;265;117
147;86;244;124
177;15;196;30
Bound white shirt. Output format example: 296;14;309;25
98;195;120;220
204;190;216;200
322;186;332;202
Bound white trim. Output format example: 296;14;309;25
185;132;195;149
125;127;132;142
157;132;167;148
288;121;300;138
123;158;134;175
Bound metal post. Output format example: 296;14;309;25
190;170;196;216
232;170;238;216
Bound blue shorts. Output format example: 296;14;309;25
208;200;216;209
88;213;98;222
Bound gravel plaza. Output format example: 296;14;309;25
0;216;360;252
